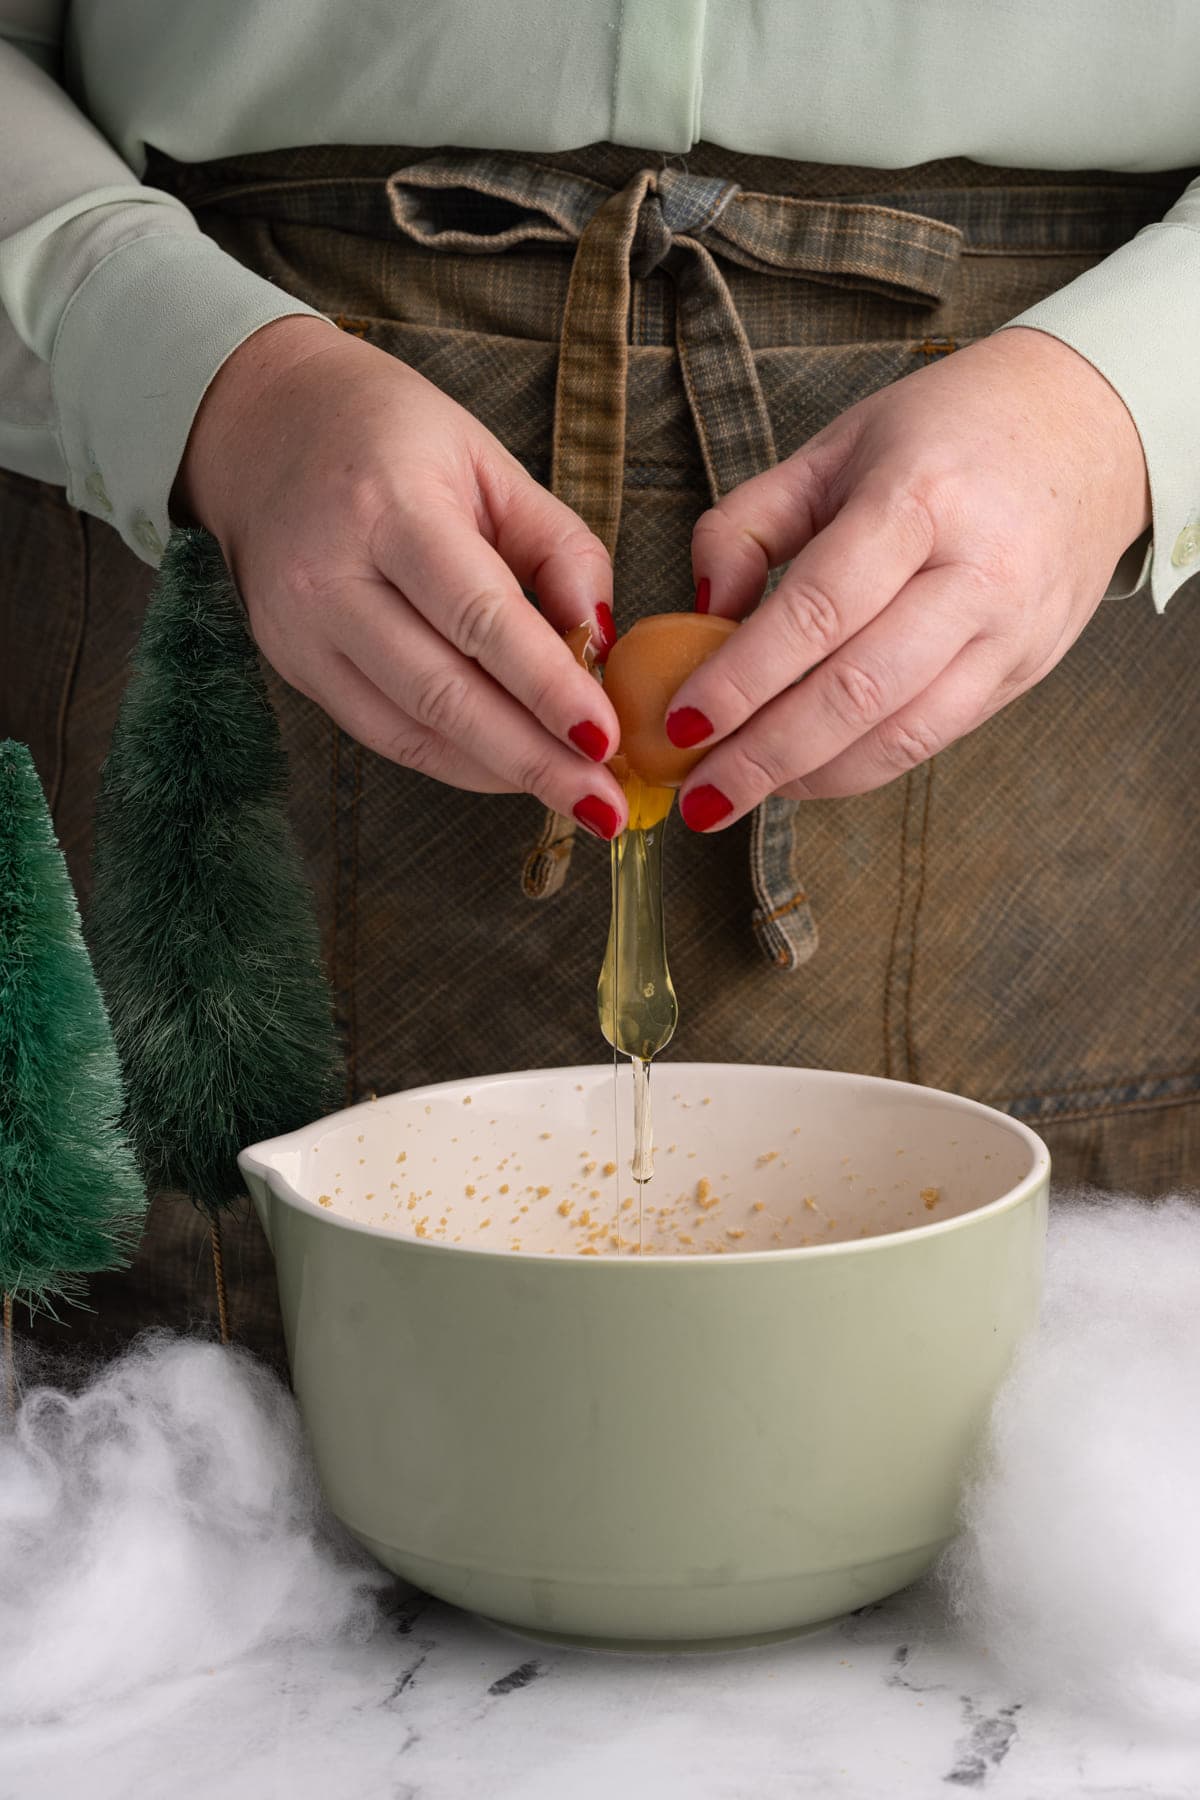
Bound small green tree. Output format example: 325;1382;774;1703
88;530;344;1335
0;741;146;1395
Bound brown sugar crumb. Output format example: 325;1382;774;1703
415;1219;429;1238
356;1135;364;1144
582;1160;597;1176
803;1195;819;1212
826;1219;837;1231
499;1184;510;1196
407;1196;417;1211
579;1245;599;1256
679;1233;695;1247
358;1158;366;1166
756;1151;779;1168
602;1161;617;1177
465;1184;476;1198
539;1132;552;1140
557;1199;573;1218
921;1186;942;1210
365;1192;374;1200
317;1195;332;1208
462;1096;472;1105
536;1184;552;1199
478;1217;491;1230
395;1151;406;1164
621;1197;634;1212
577;1209;592;1227
726;1228;746;1241
752;1201;766;1213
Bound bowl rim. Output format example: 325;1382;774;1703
237;1062;1050;1267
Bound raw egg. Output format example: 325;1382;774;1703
602;613;737;787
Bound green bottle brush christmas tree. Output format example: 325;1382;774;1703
0;741;146;1402
88;528;344;1338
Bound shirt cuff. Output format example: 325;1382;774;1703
996;219;1200;614
49;231;334;564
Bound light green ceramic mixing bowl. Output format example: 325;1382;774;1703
239;1063;1048;1648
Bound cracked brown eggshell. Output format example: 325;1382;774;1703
601;612;739;787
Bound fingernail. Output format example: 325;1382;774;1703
594;602;617;659
680;784;733;833
568;720;609;762
574;794;621;841
665;705;713;749
695;578;711;614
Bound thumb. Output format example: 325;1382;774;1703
479;454;617;659
691;450;827;620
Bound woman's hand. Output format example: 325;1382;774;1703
666;328;1151;831
172;316;626;840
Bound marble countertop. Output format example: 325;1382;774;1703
6;1580;1197;1800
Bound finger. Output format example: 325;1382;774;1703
374;498;622;751
668;490;937;751
296;650;514;791
690;458;825;621
781;638;1020;800
335;576;628;830
477;457;618;661
676;565;976;828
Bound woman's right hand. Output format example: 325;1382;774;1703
171;315;626;840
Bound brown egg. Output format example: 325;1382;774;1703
602;613;738;787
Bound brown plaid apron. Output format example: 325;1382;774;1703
4;143;1198;1365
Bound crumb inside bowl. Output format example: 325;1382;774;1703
239;1063;1049;1648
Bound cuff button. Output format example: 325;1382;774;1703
132;515;165;557
84;471;113;515
1170;522;1200;569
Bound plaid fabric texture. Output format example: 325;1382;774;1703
4;142;1198;1361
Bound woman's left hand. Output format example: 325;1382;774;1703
666;327;1151;831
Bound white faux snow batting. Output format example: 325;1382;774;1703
944;1194;1200;1725
0;1333;387;1724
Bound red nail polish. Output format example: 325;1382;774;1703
594;602;617;660
568;720;609;762
574;794;621;841
695;578;711;614
680;784;733;833
665;706;713;749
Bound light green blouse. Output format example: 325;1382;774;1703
2;0;1199;606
